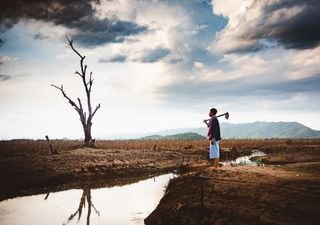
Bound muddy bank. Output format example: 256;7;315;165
145;145;320;225
0;146;216;201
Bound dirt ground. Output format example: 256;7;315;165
145;144;320;225
1;139;320;225
0;140;222;201
0;147;194;201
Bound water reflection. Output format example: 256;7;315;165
0;173;175;225
64;188;99;225
222;150;266;166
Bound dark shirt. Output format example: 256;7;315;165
209;116;221;141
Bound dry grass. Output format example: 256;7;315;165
1;138;319;156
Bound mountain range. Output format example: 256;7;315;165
141;132;206;140
134;121;320;140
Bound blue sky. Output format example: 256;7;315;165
0;0;320;139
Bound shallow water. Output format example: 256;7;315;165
222;150;266;166
0;173;176;225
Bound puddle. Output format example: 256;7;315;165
0;173;176;225
222;150;266;166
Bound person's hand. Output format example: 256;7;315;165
210;139;215;144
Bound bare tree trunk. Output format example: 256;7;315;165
51;36;101;147
84;124;92;145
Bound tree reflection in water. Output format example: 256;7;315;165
45;187;100;225
67;187;100;225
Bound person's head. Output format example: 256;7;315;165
209;108;217;117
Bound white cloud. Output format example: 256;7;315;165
210;0;259;53
210;0;318;53
93;0;138;21
94;0;197;66
193;61;204;70
285;46;320;80
0;56;17;64
190;44;320;84
212;0;253;26
154;42;320;113
182;51;275;83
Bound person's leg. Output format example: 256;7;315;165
214;158;219;168
210;140;220;168
216;141;220;167
209;141;213;166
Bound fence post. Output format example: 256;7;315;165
45;135;58;154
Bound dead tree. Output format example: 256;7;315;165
51;36;101;147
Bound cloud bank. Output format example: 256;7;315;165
211;0;320;53
91;0;320;113
0;0;147;47
0;0;320;137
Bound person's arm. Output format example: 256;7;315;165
203;119;210;127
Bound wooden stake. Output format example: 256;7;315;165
45;135;58;154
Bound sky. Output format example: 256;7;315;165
0;0;320;139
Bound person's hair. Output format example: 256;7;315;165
210;108;217;115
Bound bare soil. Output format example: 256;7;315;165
145;144;320;225
1;139;319;225
0;144;212;201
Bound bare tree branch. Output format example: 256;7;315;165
75;71;83;77
77;98;83;110
51;84;80;111
66;36;84;60
84;65;87;75
91;202;100;216
89;72;93;92
92;104;101;118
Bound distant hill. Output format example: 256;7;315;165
140;122;320;139
220;122;320;139
141;132;206;140
100;121;320;139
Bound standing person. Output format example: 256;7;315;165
203;108;221;168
